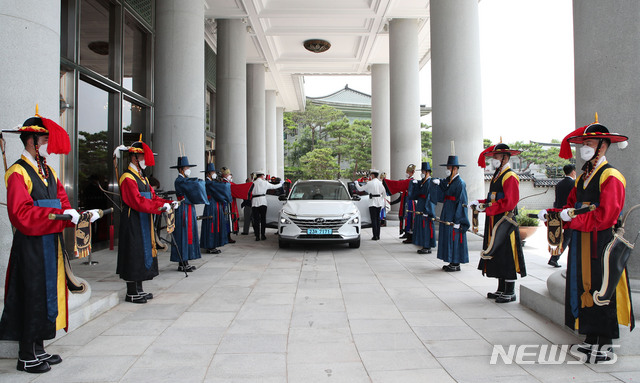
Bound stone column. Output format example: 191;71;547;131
371;64;391;177
573;1;640;278
389;19;421;180
265;90;277;176
430;0;484;200
246;64;266;175
155;0;205;187
215;19;247;181
276;107;285;178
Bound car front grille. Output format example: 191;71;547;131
290;218;348;230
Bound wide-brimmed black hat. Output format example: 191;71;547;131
201;163;216;173
170;156;197;169
420;162;432;172
440;155;465;167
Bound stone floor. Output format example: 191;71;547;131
1;223;639;382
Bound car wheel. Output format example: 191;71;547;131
348;238;360;248
279;239;290;249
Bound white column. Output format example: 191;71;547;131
276;107;285;178
246;64;266;175
155;0;205;188
265;90;277;176
0;0;60;302
430;0;484;199
389;19;421;179
371;64;391;176
215;19;247;181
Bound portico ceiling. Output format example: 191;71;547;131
204;0;431;112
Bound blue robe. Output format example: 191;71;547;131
200;179;232;249
171;176;207;262
436;176;470;264
411;178;437;249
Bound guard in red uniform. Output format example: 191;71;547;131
0;111;80;373
551;121;634;362
471;143;526;303
117;140;173;303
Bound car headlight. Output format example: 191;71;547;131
348;217;359;224
342;209;358;219
280;216;292;225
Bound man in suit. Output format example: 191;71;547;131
548;164;576;267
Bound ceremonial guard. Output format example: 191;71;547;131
220;167;238;243
0;111;88;373
116;140;173;303
409;162;436;254
387;164;417;242
251;170;283;241
433;155;469;271
541;120;634;362
545;164;576;267
354;169;386;240
471;143;526;303
200;162;232;253
171;155;208;272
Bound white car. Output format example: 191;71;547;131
277;180;365;248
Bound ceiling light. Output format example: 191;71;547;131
303;39;331;53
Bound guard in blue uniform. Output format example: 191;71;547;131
434;155;469;271
410;162;437;254
170;156;208;272
200;162;232;254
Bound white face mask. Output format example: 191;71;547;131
406;173;412;178
491;158;502;168
580;145;596;161
445;169;452;177
421;172;426;179
184;168;191;177
38;143;49;158
211;173;217;180
139;159;147;169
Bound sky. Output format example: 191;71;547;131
303;0;576;146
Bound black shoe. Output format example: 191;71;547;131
487;291;503;299
417;248;431;254
442;264;461;272
241;232;249;235
256;237;261;241
588;349;613;363
207;248;221;254
574;343;594;355
399;233;407;239
495;293;516;303
371;236;379;240
177;265;195;272
37;353;62;365
228;238;236;244
17;359;50;373
125;294;147;304
261;235;267;240
548;259;561;268
138;292;153;300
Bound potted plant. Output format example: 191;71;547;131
516;208;539;243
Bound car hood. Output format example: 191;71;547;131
282;200;359;217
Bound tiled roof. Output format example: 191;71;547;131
307;85;371;106
484;172;562;188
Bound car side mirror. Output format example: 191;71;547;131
278;194;288;201
352;195;361;201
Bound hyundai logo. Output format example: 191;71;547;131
314;218;325;223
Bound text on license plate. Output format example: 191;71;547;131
307;228;333;235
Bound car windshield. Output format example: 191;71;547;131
288;182;351;201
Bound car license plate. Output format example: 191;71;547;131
307;228;332;235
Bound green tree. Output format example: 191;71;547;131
290;101;345;150
421;127;432;162
324;117;352;178
345;120;371;179
299;148;339;179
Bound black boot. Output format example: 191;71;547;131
136;281;153;300
177;262;196;272
125;281;147;303
34;340;62;365
228;234;236;244
487;279;505;299
548;255;561;267
402;233;413;243
495;281;516;303
590;337;614;363
17;340;50;373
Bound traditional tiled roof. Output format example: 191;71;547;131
308;85;371;106
484;172;562;188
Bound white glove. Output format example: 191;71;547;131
433;179;441;185
412;179;418;184
171;201;180;210
113;144;127;158
470;200;479;207
560;208;572;222
88;209;101;223
453;223;460;229
64;209;80;225
537;210;547;223
476;204;485;212
162;203;171;212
